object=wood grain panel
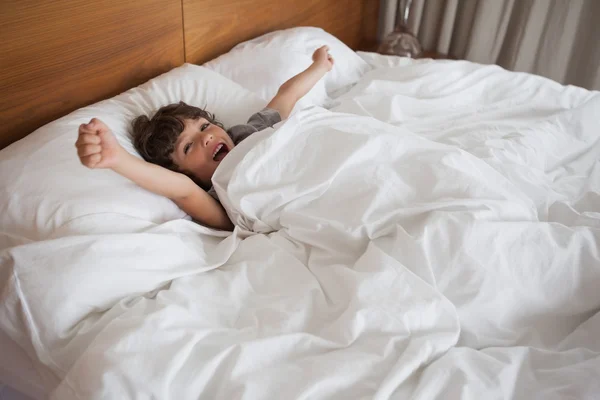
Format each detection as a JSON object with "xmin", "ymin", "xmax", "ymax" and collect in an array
[
  {"xmin": 359, "ymin": 0, "xmax": 381, "ymax": 51},
  {"xmin": 0, "ymin": 0, "xmax": 185, "ymax": 149},
  {"xmin": 0, "ymin": 0, "xmax": 380, "ymax": 149},
  {"xmin": 183, "ymin": 0, "xmax": 380, "ymax": 65}
]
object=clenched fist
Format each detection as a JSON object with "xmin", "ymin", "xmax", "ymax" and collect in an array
[
  {"xmin": 75, "ymin": 118, "xmax": 122, "ymax": 169},
  {"xmin": 312, "ymin": 45, "xmax": 335, "ymax": 72}
]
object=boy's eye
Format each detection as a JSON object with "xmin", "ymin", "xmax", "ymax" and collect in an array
[
  {"xmin": 200, "ymin": 123, "xmax": 210, "ymax": 131},
  {"xmin": 184, "ymin": 142, "xmax": 192, "ymax": 155}
]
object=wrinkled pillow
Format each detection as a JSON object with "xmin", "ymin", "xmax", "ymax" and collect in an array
[
  {"xmin": 0, "ymin": 64, "xmax": 266, "ymax": 247},
  {"xmin": 204, "ymin": 27, "xmax": 371, "ymax": 113}
]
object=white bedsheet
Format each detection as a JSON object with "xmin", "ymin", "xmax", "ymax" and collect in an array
[
  {"xmin": 1, "ymin": 60, "xmax": 599, "ymax": 399},
  {"xmin": 0, "ymin": 330, "xmax": 45, "ymax": 400}
]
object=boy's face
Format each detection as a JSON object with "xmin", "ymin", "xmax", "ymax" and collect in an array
[{"xmin": 172, "ymin": 118, "xmax": 234, "ymax": 188}]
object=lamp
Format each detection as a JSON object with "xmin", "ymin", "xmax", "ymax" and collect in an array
[{"xmin": 378, "ymin": 0, "xmax": 422, "ymax": 58}]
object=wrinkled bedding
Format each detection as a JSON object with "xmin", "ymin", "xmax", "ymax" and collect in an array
[{"xmin": 2, "ymin": 60, "xmax": 600, "ymax": 399}]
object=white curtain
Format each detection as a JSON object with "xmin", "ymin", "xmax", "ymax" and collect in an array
[{"xmin": 378, "ymin": 0, "xmax": 600, "ymax": 90}]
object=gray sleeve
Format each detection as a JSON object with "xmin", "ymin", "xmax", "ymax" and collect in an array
[
  {"xmin": 246, "ymin": 107, "xmax": 282, "ymax": 131},
  {"xmin": 207, "ymin": 186, "xmax": 219, "ymax": 201},
  {"xmin": 227, "ymin": 108, "xmax": 282, "ymax": 145}
]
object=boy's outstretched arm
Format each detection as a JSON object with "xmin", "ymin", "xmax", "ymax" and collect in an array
[
  {"xmin": 267, "ymin": 45, "xmax": 334, "ymax": 119},
  {"xmin": 75, "ymin": 118, "xmax": 234, "ymax": 231}
]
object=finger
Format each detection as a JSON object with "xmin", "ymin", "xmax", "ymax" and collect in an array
[
  {"xmin": 88, "ymin": 118, "xmax": 106, "ymax": 132},
  {"xmin": 75, "ymin": 135, "xmax": 91, "ymax": 148},
  {"xmin": 75, "ymin": 134, "xmax": 86, "ymax": 147},
  {"xmin": 82, "ymin": 133, "xmax": 101, "ymax": 144},
  {"xmin": 79, "ymin": 124, "xmax": 90, "ymax": 134},
  {"xmin": 76, "ymin": 133, "xmax": 101, "ymax": 146},
  {"xmin": 81, "ymin": 118, "xmax": 100, "ymax": 133},
  {"xmin": 81, "ymin": 153, "xmax": 101, "ymax": 168},
  {"xmin": 79, "ymin": 123, "xmax": 96, "ymax": 136},
  {"xmin": 77, "ymin": 144, "xmax": 102, "ymax": 157}
]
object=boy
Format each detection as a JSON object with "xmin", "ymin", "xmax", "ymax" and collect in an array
[{"xmin": 76, "ymin": 46, "xmax": 334, "ymax": 231}]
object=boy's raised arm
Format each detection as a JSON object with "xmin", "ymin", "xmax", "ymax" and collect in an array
[
  {"xmin": 76, "ymin": 118, "xmax": 233, "ymax": 231},
  {"xmin": 266, "ymin": 45, "xmax": 334, "ymax": 120}
]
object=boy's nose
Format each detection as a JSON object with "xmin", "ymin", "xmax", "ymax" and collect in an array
[{"xmin": 202, "ymin": 133, "xmax": 213, "ymax": 147}]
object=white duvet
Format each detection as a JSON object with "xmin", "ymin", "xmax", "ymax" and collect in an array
[{"xmin": 2, "ymin": 60, "xmax": 600, "ymax": 399}]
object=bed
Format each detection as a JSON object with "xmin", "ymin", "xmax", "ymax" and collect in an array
[{"xmin": 1, "ymin": 1, "xmax": 599, "ymax": 399}]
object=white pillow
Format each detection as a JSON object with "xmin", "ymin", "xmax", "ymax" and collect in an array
[
  {"xmin": 204, "ymin": 27, "xmax": 371, "ymax": 112},
  {"xmin": 0, "ymin": 64, "xmax": 266, "ymax": 246}
]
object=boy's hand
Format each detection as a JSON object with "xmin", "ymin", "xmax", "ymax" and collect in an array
[
  {"xmin": 266, "ymin": 45, "xmax": 335, "ymax": 119},
  {"xmin": 76, "ymin": 118, "xmax": 122, "ymax": 169},
  {"xmin": 312, "ymin": 45, "xmax": 334, "ymax": 72}
]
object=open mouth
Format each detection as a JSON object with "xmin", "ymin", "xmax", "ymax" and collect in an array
[{"xmin": 212, "ymin": 143, "xmax": 229, "ymax": 162}]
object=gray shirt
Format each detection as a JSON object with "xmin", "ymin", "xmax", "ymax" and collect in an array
[
  {"xmin": 227, "ymin": 107, "xmax": 282, "ymax": 145},
  {"xmin": 207, "ymin": 108, "xmax": 281, "ymax": 200}
]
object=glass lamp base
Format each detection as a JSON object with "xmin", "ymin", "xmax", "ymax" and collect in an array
[{"xmin": 378, "ymin": 29, "xmax": 423, "ymax": 58}]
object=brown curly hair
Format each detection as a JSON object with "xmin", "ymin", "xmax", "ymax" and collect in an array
[{"xmin": 131, "ymin": 102, "xmax": 224, "ymax": 171}]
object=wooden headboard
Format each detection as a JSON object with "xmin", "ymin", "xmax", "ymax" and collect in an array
[
  {"xmin": 183, "ymin": 0, "xmax": 380, "ymax": 65},
  {"xmin": 0, "ymin": 0, "xmax": 379, "ymax": 150}
]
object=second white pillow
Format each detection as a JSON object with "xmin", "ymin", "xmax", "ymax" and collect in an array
[{"xmin": 204, "ymin": 27, "xmax": 371, "ymax": 113}]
